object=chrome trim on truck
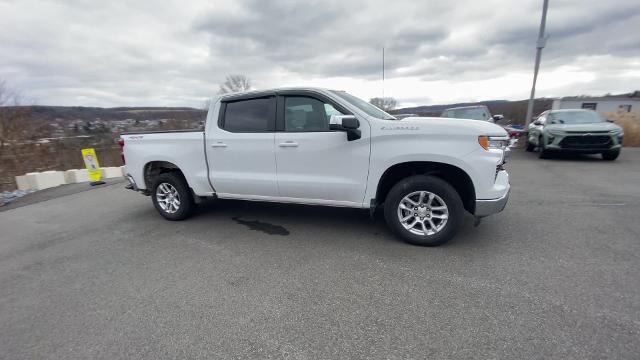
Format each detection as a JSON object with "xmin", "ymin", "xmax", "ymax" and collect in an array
[{"xmin": 475, "ymin": 187, "xmax": 510, "ymax": 217}]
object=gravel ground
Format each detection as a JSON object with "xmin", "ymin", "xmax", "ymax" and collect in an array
[{"xmin": 0, "ymin": 149, "xmax": 639, "ymax": 359}]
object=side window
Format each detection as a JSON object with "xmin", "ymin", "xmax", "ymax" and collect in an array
[
  {"xmin": 284, "ymin": 96, "xmax": 343, "ymax": 132},
  {"xmin": 222, "ymin": 97, "xmax": 273, "ymax": 132}
]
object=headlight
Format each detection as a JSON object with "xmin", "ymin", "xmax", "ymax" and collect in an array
[
  {"xmin": 548, "ymin": 129, "xmax": 564, "ymax": 135},
  {"xmin": 478, "ymin": 136, "xmax": 509, "ymax": 150},
  {"xmin": 610, "ymin": 129, "xmax": 624, "ymax": 136}
]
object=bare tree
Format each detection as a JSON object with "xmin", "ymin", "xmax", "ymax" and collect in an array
[
  {"xmin": 0, "ymin": 80, "xmax": 26, "ymax": 152},
  {"xmin": 0, "ymin": 81, "xmax": 31, "ymax": 188},
  {"xmin": 0, "ymin": 80, "xmax": 50, "ymax": 173},
  {"xmin": 369, "ymin": 97, "xmax": 398, "ymax": 111},
  {"xmin": 218, "ymin": 75, "xmax": 252, "ymax": 94}
]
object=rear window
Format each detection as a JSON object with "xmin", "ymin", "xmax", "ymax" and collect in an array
[{"xmin": 222, "ymin": 97, "xmax": 273, "ymax": 132}]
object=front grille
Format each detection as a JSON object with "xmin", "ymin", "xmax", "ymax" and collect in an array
[{"xmin": 559, "ymin": 135, "xmax": 611, "ymax": 149}]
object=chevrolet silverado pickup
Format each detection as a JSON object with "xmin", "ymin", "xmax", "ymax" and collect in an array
[{"xmin": 120, "ymin": 88, "xmax": 510, "ymax": 246}]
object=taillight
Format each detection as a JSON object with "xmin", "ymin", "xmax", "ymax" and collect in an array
[{"xmin": 118, "ymin": 138, "xmax": 125, "ymax": 164}]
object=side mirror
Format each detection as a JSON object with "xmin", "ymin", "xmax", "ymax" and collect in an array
[
  {"xmin": 606, "ymin": 119, "xmax": 614, "ymax": 123},
  {"xmin": 330, "ymin": 115, "xmax": 361, "ymax": 141},
  {"xmin": 533, "ymin": 120, "xmax": 542, "ymax": 126},
  {"xmin": 492, "ymin": 114, "xmax": 504, "ymax": 122}
]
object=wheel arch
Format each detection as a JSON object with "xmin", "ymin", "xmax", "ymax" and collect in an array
[
  {"xmin": 143, "ymin": 161, "xmax": 188, "ymax": 190},
  {"xmin": 375, "ymin": 161, "xmax": 476, "ymax": 214}
]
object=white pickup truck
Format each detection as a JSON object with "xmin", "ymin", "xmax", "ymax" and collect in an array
[{"xmin": 121, "ymin": 88, "xmax": 510, "ymax": 246}]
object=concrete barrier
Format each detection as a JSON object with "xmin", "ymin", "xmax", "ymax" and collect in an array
[
  {"xmin": 14, "ymin": 166, "xmax": 124, "ymax": 191},
  {"xmin": 15, "ymin": 175, "xmax": 31, "ymax": 190},
  {"xmin": 64, "ymin": 169, "xmax": 91, "ymax": 183},
  {"xmin": 25, "ymin": 171, "xmax": 65, "ymax": 190},
  {"xmin": 101, "ymin": 167, "xmax": 124, "ymax": 179}
]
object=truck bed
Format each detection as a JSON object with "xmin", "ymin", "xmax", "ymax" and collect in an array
[
  {"xmin": 120, "ymin": 129, "xmax": 203, "ymax": 135},
  {"xmin": 121, "ymin": 130, "xmax": 213, "ymax": 195}
]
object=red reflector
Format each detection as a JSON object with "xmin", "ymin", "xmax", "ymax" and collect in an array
[{"xmin": 118, "ymin": 138, "xmax": 125, "ymax": 164}]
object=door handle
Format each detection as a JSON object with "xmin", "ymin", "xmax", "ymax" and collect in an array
[
  {"xmin": 211, "ymin": 142, "xmax": 227, "ymax": 148},
  {"xmin": 278, "ymin": 141, "xmax": 298, "ymax": 148}
]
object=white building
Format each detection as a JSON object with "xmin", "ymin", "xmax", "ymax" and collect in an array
[{"xmin": 552, "ymin": 91, "xmax": 640, "ymax": 114}]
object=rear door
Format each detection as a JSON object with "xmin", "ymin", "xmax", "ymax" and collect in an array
[
  {"xmin": 206, "ymin": 95, "xmax": 278, "ymax": 197},
  {"xmin": 274, "ymin": 91, "xmax": 370, "ymax": 206}
]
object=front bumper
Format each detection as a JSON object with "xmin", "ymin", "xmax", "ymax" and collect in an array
[
  {"xmin": 545, "ymin": 144, "xmax": 622, "ymax": 153},
  {"xmin": 475, "ymin": 186, "xmax": 510, "ymax": 217},
  {"xmin": 544, "ymin": 133, "xmax": 622, "ymax": 153}
]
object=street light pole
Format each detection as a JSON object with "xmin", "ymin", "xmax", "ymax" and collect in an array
[{"xmin": 524, "ymin": 0, "xmax": 549, "ymax": 128}]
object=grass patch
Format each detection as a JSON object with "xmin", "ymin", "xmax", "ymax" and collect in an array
[{"xmin": 604, "ymin": 111, "xmax": 640, "ymax": 147}]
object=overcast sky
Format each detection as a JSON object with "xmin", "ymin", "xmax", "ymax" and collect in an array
[{"xmin": 1, "ymin": 0, "xmax": 639, "ymax": 108}]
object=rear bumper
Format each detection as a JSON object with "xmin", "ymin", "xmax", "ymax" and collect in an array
[
  {"xmin": 124, "ymin": 173, "xmax": 139, "ymax": 191},
  {"xmin": 475, "ymin": 185, "xmax": 510, "ymax": 217}
]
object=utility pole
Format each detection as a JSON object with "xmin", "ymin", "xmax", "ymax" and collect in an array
[{"xmin": 525, "ymin": 0, "xmax": 549, "ymax": 128}]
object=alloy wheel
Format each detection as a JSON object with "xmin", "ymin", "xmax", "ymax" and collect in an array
[
  {"xmin": 397, "ymin": 191, "xmax": 449, "ymax": 236},
  {"xmin": 155, "ymin": 182, "xmax": 181, "ymax": 214}
]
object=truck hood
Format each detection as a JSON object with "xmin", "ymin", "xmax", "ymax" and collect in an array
[
  {"xmin": 394, "ymin": 117, "xmax": 508, "ymax": 136},
  {"xmin": 545, "ymin": 122, "xmax": 622, "ymax": 132}
]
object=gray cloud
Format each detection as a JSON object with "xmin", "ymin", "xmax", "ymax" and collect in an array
[{"xmin": 0, "ymin": 0, "xmax": 638, "ymax": 107}]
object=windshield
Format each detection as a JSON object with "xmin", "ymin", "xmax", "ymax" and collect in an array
[
  {"xmin": 331, "ymin": 91, "xmax": 397, "ymax": 120},
  {"xmin": 442, "ymin": 107, "xmax": 490, "ymax": 121},
  {"xmin": 548, "ymin": 111, "xmax": 605, "ymax": 124}
]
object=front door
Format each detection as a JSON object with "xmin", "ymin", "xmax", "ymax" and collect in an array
[{"xmin": 274, "ymin": 93, "xmax": 370, "ymax": 206}]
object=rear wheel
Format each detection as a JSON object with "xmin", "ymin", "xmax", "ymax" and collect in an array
[
  {"xmin": 151, "ymin": 172, "xmax": 194, "ymax": 220},
  {"xmin": 602, "ymin": 149, "xmax": 620, "ymax": 161},
  {"xmin": 384, "ymin": 175, "xmax": 464, "ymax": 246}
]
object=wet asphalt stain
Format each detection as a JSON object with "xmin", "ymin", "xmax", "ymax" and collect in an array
[{"xmin": 232, "ymin": 217, "xmax": 290, "ymax": 236}]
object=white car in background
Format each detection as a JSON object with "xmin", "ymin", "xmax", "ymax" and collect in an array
[
  {"xmin": 441, "ymin": 105, "xmax": 524, "ymax": 146},
  {"xmin": 441, "ymin": 105, "xmax": 504, "ymax": 123}
]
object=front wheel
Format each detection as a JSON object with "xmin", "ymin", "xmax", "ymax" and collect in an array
[
  {"xmin": 602, "ymin": 149, "xmax": 620, "ymax": 161},
  {"xmin": 151, "ymin": 172, "xmax": 195, "ymax": 220},
  {"xmin": 538, "ymin": 136, "xmax": 550, "ymax": 159},
  {"xmin": 525, "ymin": 138, "xmax": 535, "ymax": 152},
  {"xmin": 384, "ymin": 175, "xmax": 464, "ymax": 246}
]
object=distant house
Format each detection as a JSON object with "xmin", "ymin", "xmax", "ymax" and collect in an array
[{"xmin": 552, "ymin": 91, "xmax": 640, "ymax": 114}]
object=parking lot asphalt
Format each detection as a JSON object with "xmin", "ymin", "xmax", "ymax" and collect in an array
[{"xmin": 1, "ymin": 148, "xmax": 639, "ymax": 359}]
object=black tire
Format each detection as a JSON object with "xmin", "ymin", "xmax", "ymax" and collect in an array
[
  {"xmin": 525, "ymin": 138, "xmax": 535, "ymax": 152},
  {"xmin": 384, "ymin": 175, "xmax": 464, "ymax": 246},
  {"xmin": 601, "ymin": 149, "xmax": 620, "ymax": 161},
  {"xmin": 537, "ymin": 136, "xmax": 549, "ymax": 159},
  {"xmin": 151, "ymin": 172, "xmax": 195, "ymax": 220}
]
